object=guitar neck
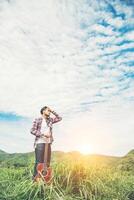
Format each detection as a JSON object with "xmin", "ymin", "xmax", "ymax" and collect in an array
[{"xmin": 44, "ymin": 143, "xmax": 49, "ymax": 170}]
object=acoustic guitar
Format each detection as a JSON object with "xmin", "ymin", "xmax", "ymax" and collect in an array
[{"xmin": 34, "ymin": 142, "xmax": 53, "ymax": 183}]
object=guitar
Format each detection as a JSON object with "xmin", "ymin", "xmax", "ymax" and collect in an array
[{"xmin": 34, "ymin": 142, "xmax": 53, "ymax": 183}]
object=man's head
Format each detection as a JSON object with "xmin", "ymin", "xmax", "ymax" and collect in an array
[{"xmin": 40, "ymin": 106, "xmax": 51, "ymax": 118}]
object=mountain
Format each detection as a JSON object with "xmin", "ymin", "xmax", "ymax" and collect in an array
[
  {"xmin": 117, "ymin": 149, "xmax": 134, "ymax": 172},
  {"xmin": 0, "ymin": 149, "xmax": 7, "ymax": 154},
  {"xmin": 0, "ymin": 149, "xmax": 118, "ymax": 168},
  {"xmin": 0, "ymin": 149, "xmax": 34, "ymax": 168},
  {"xmin": 0, "ymin": 149, "xmax": 133, "ymax": 171}
]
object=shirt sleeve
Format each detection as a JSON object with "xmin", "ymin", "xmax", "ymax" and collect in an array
[
  {"xmin": 30, "ymin": 118, "xmax": 44, "ymax": 137},
  {"xmin": 51, "ymin": 110, "xmax": 62, "ymax": 124}
]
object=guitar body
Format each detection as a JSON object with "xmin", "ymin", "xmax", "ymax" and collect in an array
[{"xmin": 35, "ymin": 163, "xmax": 52, "ymax": 183}]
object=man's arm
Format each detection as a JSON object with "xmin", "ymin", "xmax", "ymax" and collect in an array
[
  {"xmin": 30, "ymin": 118, "xmax": 44, "ymax": 137},
  {"xmin": 51, "ymin": 110, "xmax": 62, "ymax": 124}
]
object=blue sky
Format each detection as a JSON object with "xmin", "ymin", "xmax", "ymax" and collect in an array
[{"xmin": 0, "ymin": 0, "xmax": 134, "ymax": 156}]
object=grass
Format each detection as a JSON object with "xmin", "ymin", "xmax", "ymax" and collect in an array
[{"xmin": 0, "ymin": 156, "xmax": 134, "ymax": 200}]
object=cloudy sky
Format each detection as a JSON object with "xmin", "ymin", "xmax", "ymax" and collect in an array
[{"xmin": 0, "ymin": 0, "xmax": 134, "ymax": 156}]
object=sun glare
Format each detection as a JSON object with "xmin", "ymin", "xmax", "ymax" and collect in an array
[{"xmin": 78, "ymin": 144, "xmax": 94, "ymax": 155}]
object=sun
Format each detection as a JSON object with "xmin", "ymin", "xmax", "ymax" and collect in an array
[{"xmin": 78, "ymin": 144, "xmax": 94, "ymax": 155}]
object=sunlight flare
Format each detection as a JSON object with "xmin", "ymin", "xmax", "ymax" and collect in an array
[{"xmin": 77, "ymin": 144, "xmax": 94, "ymax": 155}]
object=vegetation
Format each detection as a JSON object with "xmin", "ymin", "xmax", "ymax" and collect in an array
[{"xmin": 0, "ymin": 149, "xmax": 134, "ymax": 200}]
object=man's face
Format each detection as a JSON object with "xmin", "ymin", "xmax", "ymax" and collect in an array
[{"xmin": 42, "ymin": 107, "xmax": 51, "ymax": 117}]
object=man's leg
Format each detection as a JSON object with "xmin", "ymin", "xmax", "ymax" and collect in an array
[{"xmin": 33, "ymin": 143, "xmax": 45, "ymax": 178}]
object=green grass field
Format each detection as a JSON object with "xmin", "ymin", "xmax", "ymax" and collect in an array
[{"xmin": 0, "ymin": 150, "xmax": 134, "ymax": 200}]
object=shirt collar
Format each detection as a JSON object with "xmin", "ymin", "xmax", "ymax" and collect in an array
[{"xmin": 41, "ymin": 116, "xmax": 50, "ymax": 121}]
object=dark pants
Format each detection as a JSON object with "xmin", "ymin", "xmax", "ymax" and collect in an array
[{"xmin": 33, "ymin": 143, "xmax": 51, "ymax": 177}]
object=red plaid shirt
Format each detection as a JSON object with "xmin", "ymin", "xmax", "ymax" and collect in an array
[{"xmin": 30, "ymin": 110, "xmax": 62, "ymax": 148}]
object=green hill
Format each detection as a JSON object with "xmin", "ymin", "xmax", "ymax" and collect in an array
[
  {"xmin": 0, "ymin": 149, "xmax": 119, "ymax": 168},
  {"xmin": 0, "ymin": 149, "xmax": 133, "ymax": 171},
  {"xmin": 0, "ymin": 149, "xmax": 7, "ymax": 154},
  {"xmin": 0, "ymin": 150, "xmax": 34, "ymax": 168},
  {"xmin": 117, "ymin": 149, "xmax": 134, "ymax": 172}
]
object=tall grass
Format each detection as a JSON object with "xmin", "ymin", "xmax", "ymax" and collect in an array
[{"xmin": 0, "ymin": 157, "xmax": 134, "ymax": 200}]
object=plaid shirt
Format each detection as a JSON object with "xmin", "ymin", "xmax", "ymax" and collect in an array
[{"xmin": 30, "ymin": 110, "xmax": 62, "ymax": 148}]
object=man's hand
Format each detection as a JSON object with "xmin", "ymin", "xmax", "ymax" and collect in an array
[
  {"xmin": 44, "ymin": 135, "xmax": 50, "ymax": 138},
  {"xmin": 40, "ymin": 133, "xmax": 50, "ymax": 138},
  {"xmin": 43, "ymin": 133, "xmax": 51, "ymax": 138}
]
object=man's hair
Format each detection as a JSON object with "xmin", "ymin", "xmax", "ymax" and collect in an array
[{"xmin": 40, "ymin": 106, "xmax": 48, "ymax": 114}]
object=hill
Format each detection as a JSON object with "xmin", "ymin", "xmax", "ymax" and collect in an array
[
  {"xmin": 117, "ymin": 149, "xmax": 134, "ymax": 172},
  {"xmin": 0, "ymin": 149, "xmax": 7, "ymax": 154},
  {"xmin": 0, "ymin": 149, "xmax": 133, "ymax": 171},
  {"xmin": 0, "ymin": 148, "xmax": 119, "ymax": 168}
]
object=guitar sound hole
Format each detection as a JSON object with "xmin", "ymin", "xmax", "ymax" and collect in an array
[{"xmin": 42, "ymin": 170, "xmax": 47, "ymax": 176}]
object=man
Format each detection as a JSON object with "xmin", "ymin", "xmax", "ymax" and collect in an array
[{"xmin": 30, "ymin": 106, "xmax": 62, "ymax": 180}]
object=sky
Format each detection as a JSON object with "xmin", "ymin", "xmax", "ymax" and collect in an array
[{"xmin": 0, "ymin": 0, "xmax": 134, "ymax": 156}]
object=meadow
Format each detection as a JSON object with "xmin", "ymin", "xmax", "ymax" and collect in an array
[{"xmin": 0, "ymin": 150, "xmax": 134, "ymax": 200}]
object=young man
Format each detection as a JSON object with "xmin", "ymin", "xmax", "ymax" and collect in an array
[{"xmin": 30, "ymin": 106, "xmax": 62, "ymax": 180}]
